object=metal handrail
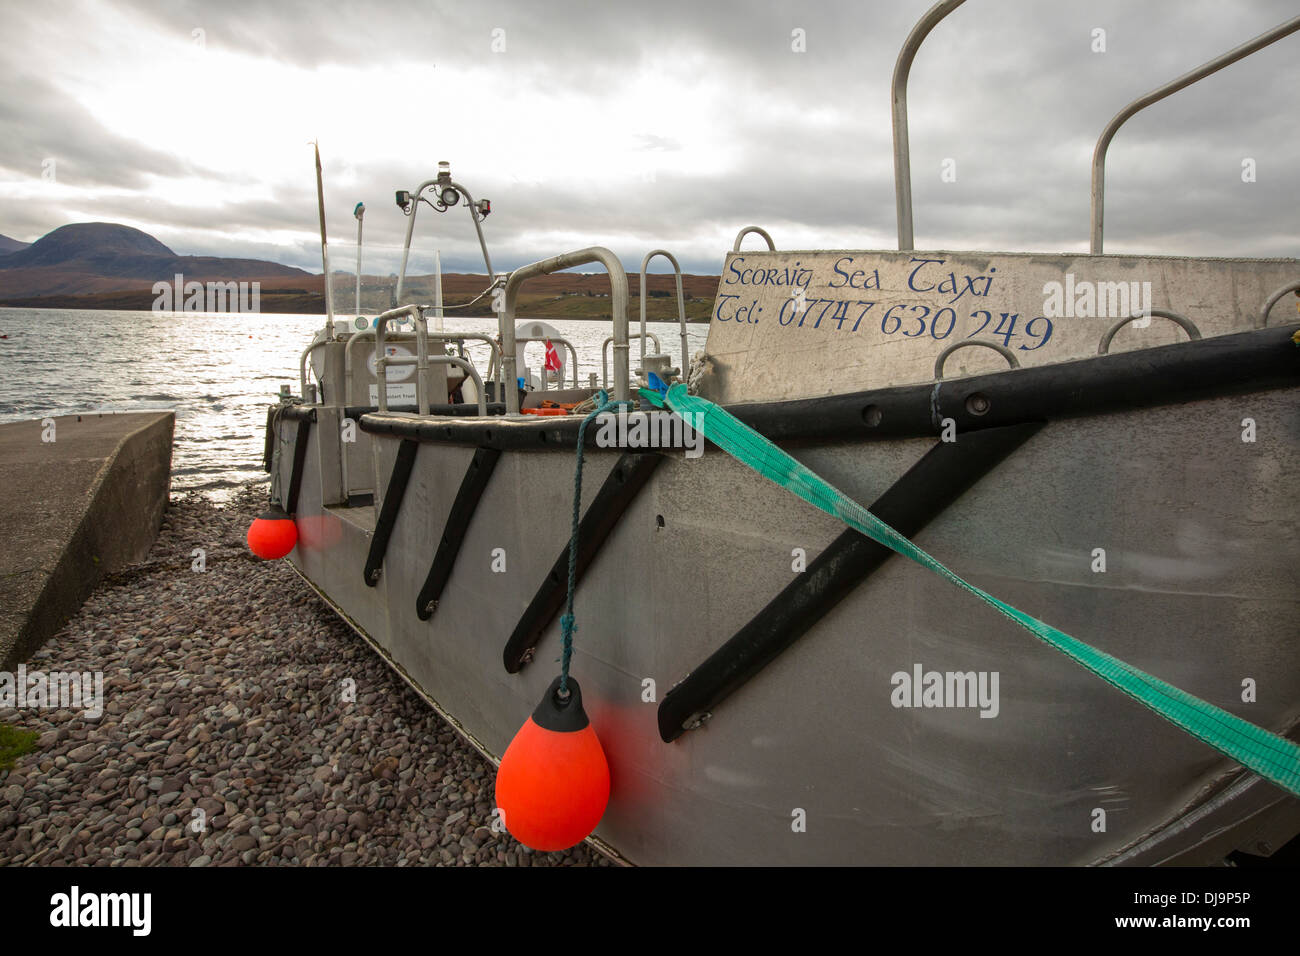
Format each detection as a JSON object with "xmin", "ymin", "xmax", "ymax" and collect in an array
[
  {"xmin": 514, "ymin": 336, "xmax": 580, "ymax": 390},
  {"xmin": 427, "ymin": 333, "xmax": 501, "ymax": 404},
  {"xmin": 1097, "ymin": 310, "xmax": 1202, "ymax": 354},
  {"xmin": 892, "ymin": 0, "xmax": 966, "ymax": 251},
  {"xmin": 379, "ymin": 354, "xmax": 487, "ymax": 415},
  {"xmin": 639, "ymin": 249, "xmax": 689, "ymax": 376},
  {"xmin": 1091, "ymin": 16, "xmax": 1300, "ymax": 254},
  {"xmin": 933, "ymin": 340, "xmax": 1019, "ymax": 380},
  {"xmin": 1258, "ymin": 279, "xmax": 1300, "ymax": 329},
  {"xmin": 732, "ymin": 226, "xmax": 776, "ymax": 252},
  {"xmin": 345, "ymin": 330, "xmax": 501, "ymax": 405},
  {"xmin": 299, "ymin": 340, "xmax": 329, "ymax": 402},
  {"xmin": 345, "ymin": 330, "xmax": 416, "ymax": 405},
  {"xmin": 603, "ymin": 332, "xmax": 661, "ymax": 387},
  {"xmin": 501, "ymin": 248, "xmax": 629, "ymax": 414},
  {"xmin": 374, "ymin": 305, "xmax": 427, "ymax": 414}
]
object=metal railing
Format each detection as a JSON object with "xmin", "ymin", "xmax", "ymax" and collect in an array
[
  {"xmin": 1258, "ymin": 280, "xmax": 1300, "ymax": 329},
  {"xmin": 639, "ymin": 249, "xmax": 689, "ymax": 379},
  {"xmin": 732, "ymin": 226, "xmax": 776, "ymax": 252},
  {"xmin": 513, "ymin": 336, "xmax": 580, "ymax": 390},
  {"xmin": 429, "ymin": 355, "xmax": 487, "ymax": 414},
  {"xmin": 299, "ymin": 340, "xmax": 328, "ymax": 402},
  {"xmin": 500, "ymin": 248, "xmax": 629, "ymax": 415},
  {"xmin": 603, "ymin": 332, "xmax": 661, "ymax": 388},
  {"xmin": 345, "ymin": 329, "xmax": 501, "ymax": 406},
  {"xmin": 345, "ymin": 330, "xmax": 417, "ymax": 405},
  {"xmin": 374, "ymin": 305, "xmax": 429, "ymax": 413},
  {"xmin": 892, "ymin": 0, "xmax": 966, "ymax": 251},
  {"xmin": 889, "ymin": 3, "xmax": 1299, "ymax": 255},
  {"xmin": 1097, "ymin": 310, "xmax": 1202, "ymax": 354},
  {"xmin": 1091, "ymin": 16, "xmax": 1300, "ymax": 253}
]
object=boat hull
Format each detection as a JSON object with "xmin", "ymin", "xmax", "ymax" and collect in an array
[{"xmin": 269, "ymin": 331, "xmax": 1300, "ymax": 865}]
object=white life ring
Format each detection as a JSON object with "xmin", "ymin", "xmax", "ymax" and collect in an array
[{"xmin": 516, "ymin": 320, "xmax": 565, "ymax": 387}]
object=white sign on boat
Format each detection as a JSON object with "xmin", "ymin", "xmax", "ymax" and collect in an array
[{"xmin": 700, "ymin": 250, "xmax": 1299, "ymax": 403}]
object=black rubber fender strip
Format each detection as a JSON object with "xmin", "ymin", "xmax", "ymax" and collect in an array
[
  {"xmin": 362, "ymin": 439, "xmax": 419, "ymax": 587},
  {"xmin": 343, "ymin": 402, "xmax": 506, "ymax": 420},
  {"xmin": 656, "ymin": 420, "xmax": 1045, "ymax": 742},
  {"xmin": 358, "ymin": 324, "xmax": 1299, "ymax": 448},
  {"xmin": 279, "ymin": 404, "xmax": 318, "ymax": 423},
  {"xmin": 503, "ymin": 452, "xmax": 664, "ymax": 673},
  {"xmin": 284, "ymin": 418, "xmax": 312, "ymax": 515},
  {"xmin": 416, "ymin": 446, "xmax": 503, "ymax": 620},
  {"xmin": 262, "ymin": 406, "xmax": 276, "ymax": 473}
]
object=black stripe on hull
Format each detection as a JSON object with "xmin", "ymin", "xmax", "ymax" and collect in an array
[
  {"xmin": 363, "ymin": 439, "xmax": 420, "ymax": 587},
  {"xmin": 285, "ymin": 418, "xmax": 311, "ymax": 515},
  {"xmin": 657, "ymin": 420, "xmax": 1045, "ymax": 742},
  {"xmin": 416, "ymin": 447, "xmax": 503, "ymax": 619},
  {"xmin": 503, "ymin": 452, "xmax": 663, "ymax": 673}
]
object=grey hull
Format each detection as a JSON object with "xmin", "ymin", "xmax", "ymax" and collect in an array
[{"xmin": 269, "ymin": 361, "xmax": 1300, "ymax": 865}]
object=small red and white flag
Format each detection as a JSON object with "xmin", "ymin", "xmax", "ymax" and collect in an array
[{"xmin": 544, "ymin": 338, "xmax": 562, "ymax": 373}]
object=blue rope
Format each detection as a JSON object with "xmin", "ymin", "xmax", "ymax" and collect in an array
[{"xmin": 559, "ymin": 390, "xmax": 633, "ymax": 696}]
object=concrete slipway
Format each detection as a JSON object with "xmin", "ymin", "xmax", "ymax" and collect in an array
[{"xmin": 0, "ymin": 412, "xmax": 173, "ymax": 669}]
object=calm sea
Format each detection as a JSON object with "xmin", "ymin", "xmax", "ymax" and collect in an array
[{"xmin": 0, "ymin": 308, "xmax": 708, "ymax": 498}]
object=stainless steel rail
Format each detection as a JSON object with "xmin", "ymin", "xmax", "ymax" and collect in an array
[
  {"xmin": 434, "ymin": 356, "xmax": 487, "ymax": 414},
  {"xmin": 639, "ymin": 249, "xmax": 689, "ymax": 376},
  {"xmin": 514, "ymin": 336, "xmax": 580, "ymax": 390},
  {"xmin": 375, "ymin": 354, "xmax": 488, "ymax": 415},
  {"xmin": 603, "ymin": 332, "xmax": 661, "ymax": 388},
  {"xmin": 1090, "ymin": 16, "xmax": 1300, "ymax": 253},
  {"xmin": 732, "ymin": 226, "xmax": 776, "ymax": 252},
  {"xmin": 345, "ymin": 331, "xmax": 417, "ymax": 405},
  {"xmin": 346, "ymin": 330, "xmax": 501, "ymax": 405},
  {"xmin": 299, "ymin": 340, "xmax": 328, "ymax": 401},
  {"xmin": 933, "ymin": 339, "xmax": 1018, "ymax": 380},
  {"xmin": 1257, "ymin": 279, "xmax": 1300, "ymax": 329},
  {"xmin": 374, "ymin": 305, "xmax": 427, "ymax": 414},
  {"xmin": 892, "ymin": 0, "xmax": 966, "ymax": 251},
  {"xmin": 501, "ymin": 248, "xmax": 629, "ymax": 414},
  {"xmin": 1097, "ymin": 310, "xmax": 1202, "ymax": 354}
]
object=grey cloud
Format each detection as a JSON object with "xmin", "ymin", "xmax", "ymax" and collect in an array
[{"xmin": 2, "ymin": 0, "xmax": 1296, "ymax": 272}]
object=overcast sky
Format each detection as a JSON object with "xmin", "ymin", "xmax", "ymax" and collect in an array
[{"xmin": 1, "ymin": 0, "xmax": 1297, "ymax": 275}]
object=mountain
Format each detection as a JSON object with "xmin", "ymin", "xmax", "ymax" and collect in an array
[
  {"xmin": 0, "ymin": 222, "xmax": 309, "ymax": 301},
  {"xmin": 2, "ymin": 222, "xmax": 174, "ymax": 268},
  {"xmin": 0, "ymin": 221, "xmax": 720, "ymax": 316},
  {"xmin": 0, "ymin": 234, "xmax": 30, "ymax": 256}
]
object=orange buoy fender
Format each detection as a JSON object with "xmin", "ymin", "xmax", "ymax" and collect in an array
[
  {"xmin": 495, "ymin": 676, "xmax": 610, "ymax": 851},
  {"xmin": 247, "ymin": 505, "xmax": 298, "ymax": 559}
]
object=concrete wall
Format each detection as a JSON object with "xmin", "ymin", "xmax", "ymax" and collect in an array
[{"xmin": 0, "ymin": 412, "xmax": 174, "ymax": 670}]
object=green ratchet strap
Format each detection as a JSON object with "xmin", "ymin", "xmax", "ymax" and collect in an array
[{"xmin": 640, "ymin": 383, "xmax": 1300, "ymax": 797}]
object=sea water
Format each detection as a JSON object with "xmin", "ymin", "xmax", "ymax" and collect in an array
[{"xmin": 0, "ymin": 308, "xmax": 707, "ymax": 498}]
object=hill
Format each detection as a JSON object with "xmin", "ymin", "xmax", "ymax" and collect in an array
[
  {"xmin": 0, "ymin": 270, "xmax": 720, "ymax": 320},
  {"xmin": 0, "ymin": 224, "xmax": 721, "ymax": 318},
  {"xmin": 0, "ymin": 222, "xmax": 309, "ymax": 300},
  {"xmin": 0, "ymin": 234, "xmax": 30, "ymax": 256}
]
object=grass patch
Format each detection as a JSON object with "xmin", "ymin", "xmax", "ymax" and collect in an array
[{"xmin": 0, "ymin": 723, "xmax": 39, "ymax": 771}]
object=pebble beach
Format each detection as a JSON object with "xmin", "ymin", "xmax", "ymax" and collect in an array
[{"xmin": 0, "ymin": 483, "xmax": 608, "ymax": 867}]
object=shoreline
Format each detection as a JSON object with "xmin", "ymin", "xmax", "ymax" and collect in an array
[{"xmin": 0, "ymin": 481, "xmax": 607, "ymax": 866}]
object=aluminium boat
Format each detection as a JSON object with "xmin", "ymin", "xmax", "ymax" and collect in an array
[{"xmin": 262, "ymin": 4, "xmax": 1300, "ymax": 865}]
